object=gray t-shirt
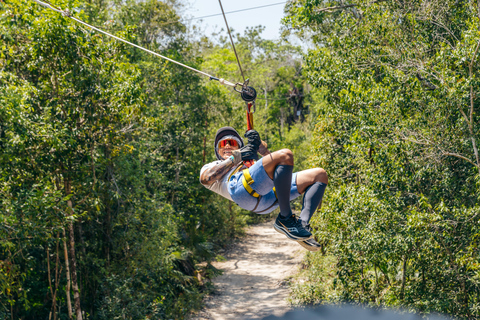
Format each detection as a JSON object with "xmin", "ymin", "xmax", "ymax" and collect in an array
[{"xmin": 200, "ymin": 161, "xmax": 244, "ymax": 201}]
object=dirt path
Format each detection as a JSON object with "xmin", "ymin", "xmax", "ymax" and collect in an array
[{"xmin": 192, "ymin": 220, "xmax": 304, "ymax": 320}]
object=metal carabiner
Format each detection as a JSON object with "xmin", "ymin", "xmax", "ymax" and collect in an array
[{"xmin": 245, "ymin": 100, "xmax": 256, "ymax": 114}]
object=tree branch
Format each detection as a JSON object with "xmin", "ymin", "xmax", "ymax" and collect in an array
[
  {"xmin": 429, "ymin": 19, "xmax": 459, "ymax": 42},
  {"xmin": 315, "ymin": 0, "xmax": 385, "ymax": 13},
  {"xmin": 316, "ymin": 4, "xmax": 357, "ymax": 13},
  {"xmin": 468, "ymin": 38, "xmax": 480, "ymax": 78},
  {"xmin": 442, "ymin": 152, "xmax": 479, "ymax": 168},
  {"xmin": 468, "ymin": 37, "xmax": 480, "ymax": 170},
  {"xmin": 458, "ymin": 106, "xmax": 470, "ymax": 125},
  {"xmin": 477, "ymin": 0, "xmax": 480, "ymax": 23}
]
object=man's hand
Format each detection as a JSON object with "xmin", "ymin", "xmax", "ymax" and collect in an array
[
  {"xmin": 244, "ymin": 130, "xmax": 261, "ymax": 149},
  {"xmin": 234, "ymin": 143, "xmax": 258, "ymax": 161},
  {"xmin": 231, "ymin": 149, "xmax": 242, "ymax": 164}
]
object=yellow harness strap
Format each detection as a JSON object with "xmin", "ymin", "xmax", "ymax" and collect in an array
[
  {"xmin": 240, "ymin": 168, "xmax": 278, "ymax": 199},
  {"xmin": 241, "ymin": 169, "xmax": 260, "ymax": 198},
  {"xmin": 228, "ymin": 163, "xmax": 244, "ymax": 181}
]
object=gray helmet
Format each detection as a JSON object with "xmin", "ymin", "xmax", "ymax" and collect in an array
[{"xmin": 214, "ymin": 127, "xmax": 244, "ymax": 160}]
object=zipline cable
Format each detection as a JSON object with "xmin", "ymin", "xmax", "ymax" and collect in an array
[
  {"xmin": 31, "ymin": 0, "xmax": 259, "ymax": 107},
  {"xmin": 216, "ymin": 0, "xmax": 256, "ymax": 104},
  {"xmin": 124, "ymin": 1, "xmax": 288, "ymax": 28},
  {"xmin": 193, "ymin": 1, "xmax": 287, "ymax": 21},
  {"xmin": 218, "ymin": 0, "xmax": 245, "ymax": 83},
  {"xmin": 216, "ymin": 0, "xmax": 257, "ymax": 168},
  {"xmin": 30, "ymin": 0, "xmax": 239, "ymax": 88}
]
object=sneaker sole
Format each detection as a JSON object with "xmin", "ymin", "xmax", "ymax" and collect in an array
[
  {"xmin": 297, "ymin": 240, "xmax": 322, "ymax": 252},
  {"xmin": 273, "ymin": 223, "xmax": 312, "ymax": 241}
]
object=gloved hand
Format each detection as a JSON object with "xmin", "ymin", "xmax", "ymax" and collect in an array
[
  {"xmin": 244, "ymin": 130, "xmax": 261, "ymax": 149},
  {"xmin": 232, "ymin": 143, "xmax": 259, "ymax": 162}
]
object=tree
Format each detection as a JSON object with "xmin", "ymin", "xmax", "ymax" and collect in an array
[
  {"xmin": 0, "ymin": 0, "xmax": 211, "ymax": 317},
  {"xmin": 285, "ymin": 0, "xmax": 480, "ymax": 317}
]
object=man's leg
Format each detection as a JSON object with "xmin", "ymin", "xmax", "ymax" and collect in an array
[
  {"xmin": 262, "ymin": 149, "xmax": 294, "ymax": 218},
  {"xmin": 294, "ymin": 168, "xmax": 328, "ymax": 251},
  {"xmin": 296, "ymin": 168, "xmax": 328, "ymax": 226},
  {"xmin": 262, "ymin": 149, "xmax": 312, "ymax": 241}
]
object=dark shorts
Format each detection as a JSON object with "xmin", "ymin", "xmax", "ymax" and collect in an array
[{"xmin": 228, "ymin": 158, "xmax": 301, "ymax": 214}]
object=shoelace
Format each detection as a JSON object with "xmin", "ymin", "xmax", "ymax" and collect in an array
[{"xmin": 291, "ymin": 214, "xmax": 307, "ymax": 231}]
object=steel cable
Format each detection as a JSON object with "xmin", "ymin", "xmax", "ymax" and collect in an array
[
  {"xmin": 30, "ymin": 0, "xmax": 238, "ymax": 87},
  {"xmin": 218, "ymin": 0, "xmax": 246, "ymax": 83}
]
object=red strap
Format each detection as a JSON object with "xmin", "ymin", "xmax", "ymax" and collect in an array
[
  {"xmin": 246, "ymin": 102, "xmax": 254, "ymax": 130},
  {"xmin": 244, "ymin": 102, "xmax": 255, "ymax": 167},
  {"xmin": 244, "ymin": 159, "xmax": 254, "ymax": 168}
]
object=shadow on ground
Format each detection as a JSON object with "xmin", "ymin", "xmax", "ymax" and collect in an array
[{"xmin": 257, "ymin": 304, "xmax": 451, "ymax": 320}]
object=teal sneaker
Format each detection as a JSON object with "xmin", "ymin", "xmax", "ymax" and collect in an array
[{"xmin": 273, "ymin": 213, "xmax": 312, "ymax": 241}]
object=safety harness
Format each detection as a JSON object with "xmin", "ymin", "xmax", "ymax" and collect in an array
[
  {"xmin": 242, "ymin": 169, "xmax": 259, "ymax": 197},
  {"xmin": 239, "ymin": 167, "xmax": 278, "ymax": 213}
]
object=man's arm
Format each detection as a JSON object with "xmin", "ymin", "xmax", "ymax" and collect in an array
[
  {"xmin": 201, "ymin": 136, "xmax": 263, "ymax": 186},
  {"xmin": 200, "ymin": 158, "xmax": 237, "ymax": 187},
  {"xmin": 258, "ymin": 141, "xmax": 270, "ymax": 157}
]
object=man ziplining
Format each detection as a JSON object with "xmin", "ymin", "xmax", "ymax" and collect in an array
[
  {"xmin": 32, "ymin": 0, "xmax": 328, "ymax": 252},
  {"xmin": 200, "ymin": 127, "xmax": 328, "ymax": 251},
  {"xmin": 32, "ymin": 0, "xmax": 327, "ymax": 254}
]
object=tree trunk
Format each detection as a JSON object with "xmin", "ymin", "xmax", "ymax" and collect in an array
[
  {"xmin": 202, "ymin": 131, "xmax": 207, "ymax": 164},
  {"xmin": 63, "ymin": 229, "xmax": 73, "ymax": 320},
  {"xmin": 50, "ymin": 234, "xmax": 61, "ymax": 320},
  {"xmin": 77, "ymin": 223, "xmax": 86, "ymax": 296},
  {"xmin": 47, "ymin": 247, "xmax": 55, "ymax": 319},
  {"xmin": 468, "ymin": 39, "xmax": 480, "ymax": 174},
  {"xmin": 279, "ymin": 108, "xmax": 284, "ymax": 141},
  {"xmin": 171, "ymin": 145, "xmax": 180, "ymax": 204},
  {"xmin": 105, "ymin": 204, "xmax": 111, "ymax": 266},
  {"xmin": 229, "ymin": 201, "xmax": 234, "ymax": 237},
  {"xmin": 203, "ymin": 106, "xmax": 208, "ymax": 164},
  {"xmin": 264, "ymin": 87, "xmax": 268, "ymax": 143},
  {"xmin": 64, "ymin": 178, "xmax": 83, "ymax": 320},
  {"xmin": 68, "ymin": 221, "xmax": 83, "ymax": 320},
  {"xmin": 56, "ymin": 175, "xmax": 73, "ymax": 319}
]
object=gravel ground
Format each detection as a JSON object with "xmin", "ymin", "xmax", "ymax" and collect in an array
[{"xmin": 191, "ymin": 220, "xmax": 305, "ymax": 320}]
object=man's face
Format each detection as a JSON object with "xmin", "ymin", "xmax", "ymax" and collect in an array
[{"xmin": 218, "ymin": 139, "xmax": 240, "ymax": 160}]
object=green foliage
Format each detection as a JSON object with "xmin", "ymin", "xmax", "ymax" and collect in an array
[
  {"xmin": 198, "ymin": 26, "xmax": 308, "ymax": 155},
  {"xmin": 289, "ymin": 254, "xmax": 338, "ymax": 305},
  {"xmin": 0, "ymin": 0, "xmax": 239, "ymax": 318},
  {"xmin": 285, "ymin": 0, "xmax": 480, "ymax": 318},
  {"xmin": 0, "ymin": 0, "xmax": 322, "ymax": 317}
]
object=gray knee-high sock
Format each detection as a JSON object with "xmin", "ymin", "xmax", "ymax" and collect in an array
[
  {"xmin": 274, "ymin": 165, "xmax": 294, "ymax": 218},
  {"xmin": 299, "ymin": 182, "xmax": 327, "ymax": 226}
]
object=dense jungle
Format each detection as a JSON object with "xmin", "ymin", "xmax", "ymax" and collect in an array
[{"xmin": 1, "ymin": 0, "xmax": 480, "ymax": 319}]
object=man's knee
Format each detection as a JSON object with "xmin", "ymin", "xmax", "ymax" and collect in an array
[
  {"xmin": 313, "ymin": 168, "xmax": 328, "ymax": 184},
  {"xmin": 275, "ymin": 149, "xmax": 294, "ymax": 165}
]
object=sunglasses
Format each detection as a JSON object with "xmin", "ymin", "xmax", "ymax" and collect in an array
[{"xmin": 219, "ymin": 139, "xmax": 239, "ymax": 148}]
